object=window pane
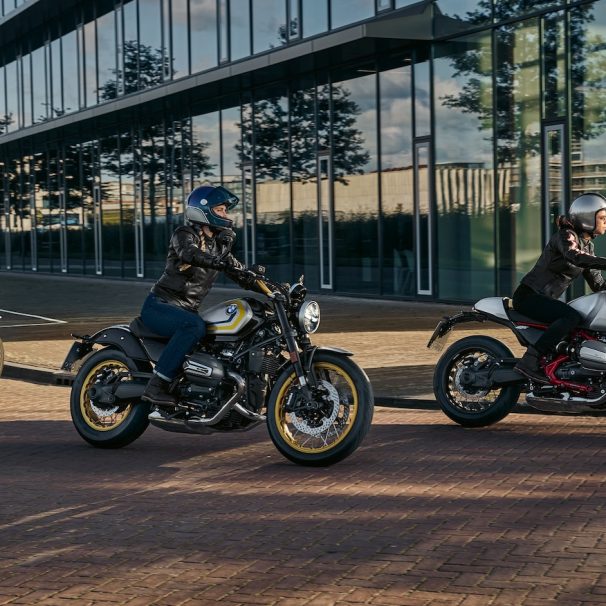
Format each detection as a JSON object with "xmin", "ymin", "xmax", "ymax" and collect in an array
[
  {"xmin": 332, "ymin": 72, "xmax": 378, "ymax": 294},
  {"xmin": 172, "ymin": 0, "xmax": 189, "ymax": 78},
  {"xmin": 139, "ymin": 0, "xmax": 163, "ymax": 89},
  {"xmin": 83, "ymin": 19, "xmax": 97, "ymax": 107},
  {"xmin": 331, "ymin": 0, "xmax": 373, "ymax": 29},
  {"xmin": 97, "ymin": 9, "xmax": 117, "ymax": 101},
  {"xmin": 0, "ymin": 66, "xmax": 6, "ymax": 134},
  {"xmin": 50, "ymin": 37, "xmax": 62, "ymax": 117},
  {"xmin": 32, "ymin": 45, "xmax": 47, "ymax": 123},
  {"xmin": 434, "ymin": 0, "xmax": 491, "ymax": 35},
  {"xmin": 252, "ymin": 0, "xmax": 287, "ymax": 54},
  {"xmin": 64, "ymin": 142, "xmax": 85, "ymax": 274},
  {"xmin": 62, "ymin": 29, "xmax": 79, "ymax": 113},
  {"xmin": 434, "ymin": 33, "xmax": 495, "ymax": 301},
  {"xmin": 302, "ymin": 0, "xmax": 327, "ymax": 37},
  {"xmin": 191, "ymin": 0, "xmax": 218, "ymax": 71},
  {"xmin": 21, "ymin": 53, "xmax": 32, "ymax": 127},
  {"xmin": 5, "ymin": 60, "xmax": 17, "ymax": 132},
  {"xmin": 495, "ymin": 0, "xmax": 564, "ymax": 22},
  {"xmin": 543, "ymin": 11, "xmax": 566, "ymax": 118},
  {"xmin": 100, "ymin": 135, "xmax": 123, "ymax": 276},
  {"xmin": 230, "ymin": 0, "xmax": 251, "ymax": 60},
  {"xmin": 414, "ymin": 57, "xmax": 430, "ymax": 138},
  {"xmin": 571, "ymin": 1, "xmax": 606, "ymax": 228},
  {"xmin": 254, "ymin": 87, "xmax": 291, "ymax": 282},
  {"xmin": 121, "ymin": 0, "xmax": 139, "ymax": 95},
  {"xmin": 380, "ymin": 60, "xmax": 414, "ymax": 296},
  {"xmin": 496, "ymin": 18, "xmax": 541, "ymax": 293},
  {"xmin": 191, "ymin": 111, "xmax": 220, "ymax": 186}
]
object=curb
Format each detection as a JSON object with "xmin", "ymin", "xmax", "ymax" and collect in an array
[{"xmin": 3, "ymin": 362, "xmax": 74, "ymax": 386}]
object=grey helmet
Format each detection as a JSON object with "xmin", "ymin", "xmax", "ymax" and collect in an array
[{"xmin": 568, "ymin": 192, "xmax": 606, "ymax": 234}]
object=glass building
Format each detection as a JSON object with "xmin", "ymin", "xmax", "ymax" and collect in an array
[{"xmin": 0, "ymin": 0, "xmax": 605, "ymax": 302}]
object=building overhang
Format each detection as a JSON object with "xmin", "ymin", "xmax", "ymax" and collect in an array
[{"xmin": 0, "ymin": 0, "xmax": 443, "ymax": 150}]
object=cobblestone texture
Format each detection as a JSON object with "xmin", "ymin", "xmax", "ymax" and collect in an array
[{"xmin": 2, "ymin": 379, "xmax": 606, "ymax": 605}]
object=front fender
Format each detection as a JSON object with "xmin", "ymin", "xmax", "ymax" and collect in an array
[{"xmin": 302, "ymin": 345, "xmax": 354, "ymax": 374}]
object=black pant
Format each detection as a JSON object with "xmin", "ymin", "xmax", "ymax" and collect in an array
[{"xmin": 512, "ymin": 284, "xmax": 582, "ymax": 354}]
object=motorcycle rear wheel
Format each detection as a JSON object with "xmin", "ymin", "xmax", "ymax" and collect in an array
[
  {"xmin": 70, "ymin": 348, "xmax": 150, "ymax": 448},
  {"xmin": 267, "ymin": 352, "xmax": 374, "ymax": 466},
  {"xmin": 434, "ymin": 336, "xmax": 521, "ymax": 427}
]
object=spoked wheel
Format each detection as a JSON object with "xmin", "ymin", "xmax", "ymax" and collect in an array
[
  {"xmin": 267, "ymin": 352, "xmax": 373, "ymax": 466},
  {"xmin": 434, "ymin": 336, "xmax": 521, "ymax": 427},
  {"xmin": 70, "ymin": 348, "xmax": 150, "ymax": 448}
]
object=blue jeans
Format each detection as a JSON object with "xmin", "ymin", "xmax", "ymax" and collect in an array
[{"xmin": 140, "ymin": 293, "xmax": 206, "ymax": 381}]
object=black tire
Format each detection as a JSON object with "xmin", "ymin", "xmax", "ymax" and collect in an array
[
  {"xmin": 267, "ymin": 352, "xmax": 374, "ymax": 466},
  {"xmin": 70, "ymin": 348, "xmax": 150, "ymax": 448},
  {"xmin": 434, "ymin": 336, "xmax": 521, "ymax": 427}
]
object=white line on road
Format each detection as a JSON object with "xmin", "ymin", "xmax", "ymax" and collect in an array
[{"xmin": 0, "ymin": 309, "xmax": 67, "ymax": 325}]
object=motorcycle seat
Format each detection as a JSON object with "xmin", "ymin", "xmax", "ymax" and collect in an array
[{"xmin": 128, "ymin": 317, "xmax": 170, "ymax": 342}]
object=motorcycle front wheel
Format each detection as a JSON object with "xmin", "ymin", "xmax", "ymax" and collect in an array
[
  {"xmin": 70, "ymin": 348, "xmax": 150, "ymax": 448},
  {"xmin": 267, "ymin": 351, "xmax": 374, "ymax": 466},
  {"xmin": 434, "ymin": 335, "xmax": 521, "ymax": 427}
]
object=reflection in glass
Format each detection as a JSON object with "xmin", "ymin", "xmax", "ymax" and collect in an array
[
  {"xmin": 302, "ymin": 0, "xmax": 327, "ymax": 38},
  {"xmin": 543, "ymin": 11, "xmax": 566, "ymax": 118},
  {"xmin": 5, "ymin": 61, "xmax": 17, "ymax": 132},
  {"xmin": 191, "ymin": 0, "xmax": 218, "ymax": 72},
  {"xmin": 99, "ymin": 135, "xmax": 122, "ymax": 276},
  {"xmin": 121, "ymin": 0, "xmax": 139, "ymax": 94},
  {"xmin": 50, "ymin": 37, "xmax": 63, "ymax": 117},
  {"xmin": 62, "ymin": 30, "xmax": 79, "ymax": 113},
  {"xmin": 97, "ymin": 9, "xmax": 117, "ymax": 100},
  {"xmin": 230, "ymin": 0, "xmax": 251, "ymax": 60},
  {"xmin": 434, "ymin": 33, "xmax": 495, "ymax": 300},
  {"xmin": 64, "ymin": 143, "xmax": 85, "ymax": 274},
  {"xmin": 414, "ymin": 58, "xmax": 430, "ymax": 138},
  {"xmin": 221, "ymin": 106, "xmax": 243, "ymax": 259},
  {"xmin": 291, "ymin": 77, "xmax": 319, "ymax": 289},
  {"xmin": 84, "ymin": 19, "xmax": 97, "ymax": 107},
  {"xmin": 21, "ymin": 53, "xmax": 32, "ymax": 127},
  {"xmin": 379, "ymin": 62, "xmax": 414, "ymax": 296},
  {"xmin": 172, "ymin": 0, "xmax": 189, "ymax": 77},
  {"xmin": 253, "ymin": 0, "xmax": 287, "ymax": 53},
  {"xmin": 331, "ymin": 0, "xmax": 373, "ymax": 29},
  {"xmin": 434, "ymin": 0, "xmax": 491, "ymax": 31},
  {"xmin": 570, "ymin": 2, "xmax": 606, "ymax": 264},
  {"xmin": 219, "ymin": 0, "xmax": 229, "ymax": 63},
  {"xmin": 332, "ymin": 73, "xmax": 378, "ymax": 294},
  {"xmin": 288, "ymin": 0, "xmax": 299, "ymax": 39},
  {"xmin": 239, "ymin": 97, "xmax": 255, "ymax": 266},
  {"xmin": 139, "ymin": 0, "xmax": 163, "ymax": 89},
  {"xmin": 0, "ymin": 66, "xmax": 6, "ymax": 135},
  {"xmin": 253, "ymin": 88, "xmax": 291, "ymax": 282},
  {"xmin": 32, "ymin": 46, "xmax": 47, "ymax": 123},
  {"xmin": 495, "ymin": 0, "xmax": 564, "ymax": 22},
  {"xmin": 496, "ymin": 18, "xmax": 541, "ymax": 293}
]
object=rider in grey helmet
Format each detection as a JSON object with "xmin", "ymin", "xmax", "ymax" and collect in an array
[
  {"xmin": 139, "ymin": 185, "xmax": 257, "ymax": 406},
  {"xmin": 513, "ymin": 192, "xmax": 606, "ymax": 383}
]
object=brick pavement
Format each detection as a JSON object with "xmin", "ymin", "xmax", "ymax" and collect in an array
[{"xmin": 3, "ymin": 378, "xmax": 606, "ymax": 605}]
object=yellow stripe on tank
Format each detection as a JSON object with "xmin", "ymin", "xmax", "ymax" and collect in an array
[{"xmin": 206, "ymin": 300, "xmax": 248, "ymax": 333}]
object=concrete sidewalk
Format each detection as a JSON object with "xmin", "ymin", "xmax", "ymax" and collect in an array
[{"xmin": 0, "ymin": 271, "xmax": 525, "ymax": 405}]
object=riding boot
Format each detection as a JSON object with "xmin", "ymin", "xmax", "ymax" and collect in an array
[
  {"xmin": 141, "ymin": 374, "xmax": 176, "ymax": 406},
  {"xmin": 514, "ymin": 346, "xmax": 549, "ymax": 384}
]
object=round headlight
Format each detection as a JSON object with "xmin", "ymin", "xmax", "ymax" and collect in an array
[{"xmin": 298, "ymin": 300, "xmax": 320, "ymax": 334}]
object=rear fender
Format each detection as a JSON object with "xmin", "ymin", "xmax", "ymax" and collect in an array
[{"xmin": 62, "ymin": 325, "xmax": 150, "ymax": 371}]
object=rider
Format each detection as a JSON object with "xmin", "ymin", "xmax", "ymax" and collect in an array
[
  {"xmin": 140, "ymin": 184, "xmax": 255, "ymax": 406},
  {"xmin": 513, "ymin": 192, "xmax": 606, "ymax": 383}
]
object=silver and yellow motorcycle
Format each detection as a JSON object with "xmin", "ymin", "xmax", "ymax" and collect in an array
[{"xmin": 63, "ymin": 268, "xmax": 373, "ymax": 466}]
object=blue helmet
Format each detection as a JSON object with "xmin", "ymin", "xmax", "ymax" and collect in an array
[{"xmin": 185, "ymin": 185, "xmax": 239, "ymax": 230}]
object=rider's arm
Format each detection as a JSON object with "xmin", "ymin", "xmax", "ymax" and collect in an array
[
  {"xmin": 583, "ymin": 268, "xmax": 606, "ymax": 292},
  {"xmin": 556, "ymin": 230, "xmax": 606, "ymax": 270},
  {"xmin": 172, "ymin": 229, "xmax": 225, "ymax": 270}
]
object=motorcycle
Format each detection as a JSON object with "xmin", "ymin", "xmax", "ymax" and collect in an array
[
  {"xmin": 428, "ymin": 292, "xmax": 606, "ymax": 427},
  {"xmin": 62, "ymin": 267, "xmax": 374, "ymax": 466}
]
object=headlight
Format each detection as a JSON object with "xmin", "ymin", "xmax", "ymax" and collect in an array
[{"xmin": 298, "ymin": 300, "xmax": 320, "ymax": 334}]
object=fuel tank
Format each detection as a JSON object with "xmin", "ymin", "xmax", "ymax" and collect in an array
[
  {"xmin": 201, "ymin": 299, "xmax": 254, "ymax": 336},
  {"xmin": 568, "ymin": 291, "xmax": 606, "ymax": 331}
]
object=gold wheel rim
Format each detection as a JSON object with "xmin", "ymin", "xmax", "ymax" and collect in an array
[
  {"xmin": 274, "ymin": 362, "xmax": 358, "ymax": 454},
  {"xmin": 79, "ymin": 359, "xmax": 133, "ymax": 432}
]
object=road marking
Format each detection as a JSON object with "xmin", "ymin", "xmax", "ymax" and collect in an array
[{"xmin": 0, "ymin": 308, "xmax": 67, "ymax": 327}]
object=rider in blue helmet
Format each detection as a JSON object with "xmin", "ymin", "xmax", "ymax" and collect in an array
[{"xmin": 139, "ymin": 184, "xmax": 257, "ymax": 406}]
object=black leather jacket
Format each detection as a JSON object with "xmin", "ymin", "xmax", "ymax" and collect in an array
[
  {"xmin": 520, "ymin": 228, "xmax": 606, "ymax": 299},
  {"xmin": 151, "ymin": 225, "xmax": 244, "ymax": 312}
]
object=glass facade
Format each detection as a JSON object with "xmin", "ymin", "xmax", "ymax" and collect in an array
[{"xmin": 1, "ymin": 0, "xmax": 605, "ymax": 304}]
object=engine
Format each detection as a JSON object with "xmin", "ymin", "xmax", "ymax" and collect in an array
[{"xmin": 578, "ymin": 340, "xmax": 606, "ymax": 371}]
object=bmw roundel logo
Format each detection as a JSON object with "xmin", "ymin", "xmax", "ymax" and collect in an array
[{"xmin": 226, "ymin": 304, "xmax": 237, "ymax": 314}]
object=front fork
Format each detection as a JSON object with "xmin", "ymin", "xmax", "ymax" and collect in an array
[{"xmin": 273, "ymin": 297, "xmax": 317, "ymax": 391}]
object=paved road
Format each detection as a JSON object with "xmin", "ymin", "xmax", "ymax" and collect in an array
[{"xmin": 3, "ymin": 378, "xmax": 606, "ymax": 605}]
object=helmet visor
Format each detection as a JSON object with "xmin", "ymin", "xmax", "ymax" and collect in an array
[{"xmin": 210, "ymin": 186, "xmax": 239, "ymax": 210}]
